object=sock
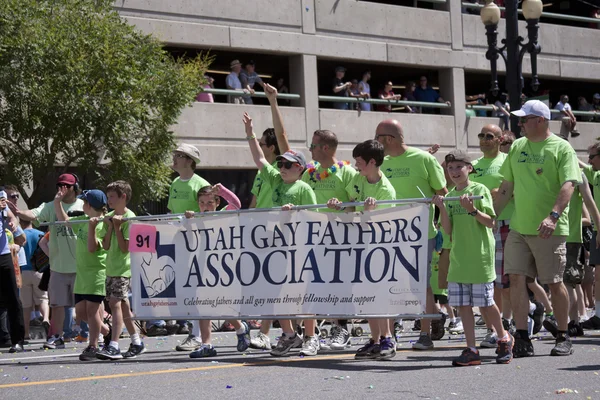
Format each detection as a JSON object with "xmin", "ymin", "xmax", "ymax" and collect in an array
[
  {"xmin": 500, "ymin": 333, "xmax": 509, "ymax": 341},
  {"xmin": 451, "ymin": 318, "xmax": 457, "ymax": 324},
  {"xmin": 529, "ymin": 302, "xmax": 536, "ymax": 314},
  {"xmin": 98, "ymin": 333, "xmax": 104, "ymax": 343},
  {"xmin": 517, "ymin": 329, "xmax": 530, "ymax": 341},
  {"xmin": 235, "ymin": 327, "xmax": 246, "ymax": 335},
  {"xmin": 191, "ymin": 321, "xmax": 201, "ymax": 338},
  {"xmin": 595, "ymin": 308, "xmax": 600, "ymax": 318},
  {"xmin": 468, "ymin": 346, "xmax": 478, "ymax": 353},
  {"xmin": 131, "ymin": 333, "xmax": 141, "ymax": 346},
  {"xmin": 109, "ymin": 340, "xmax": 119, "ymax": 350},
  {"xmin": 488, "ymin": 329, "xmax": 497, "ymax": 337}
]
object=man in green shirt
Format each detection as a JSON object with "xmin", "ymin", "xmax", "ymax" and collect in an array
[
  {"xmin": 374, "ymin": 119, "xmax": 448, "ymax": 351},
  {"xmin": 250, "ymin": 128, "xmax": 280, "ymax": 209},
  {"xmin": 495, "ymin": 100, "xmax": 581, "ymax": 358}
]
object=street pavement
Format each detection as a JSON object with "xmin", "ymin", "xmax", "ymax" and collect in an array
[{"xmin": 1, "ymin": 321, "xmax": 600, "ymax": 400}]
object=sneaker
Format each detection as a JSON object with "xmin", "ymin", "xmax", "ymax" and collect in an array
[
  {"xmin": 378, "ymin": 337, "xmax": 396, "ymax": 360},
  {"xmin": 299, "ymin": 335, "xmax": 320, "ymax": 356},
  {"xmin": 165, "ymin": 323, "xmax": 180, "ymax": 335},
  {"xmin": 452, "ymin": 348, "xmax": 481, "ymax": 366},
  {"xmin": 176, "ymin": 335, "xmax": 202, "ymax": 351},
  {"xmin": 412, "ymin": 334, "xmax": 434, "ymax": 350},
  {"xmin": 43, "ymin": 336, "xmax": 65, "ymax": 350},
  {"xmin": 480, "ymin": 330, "xmax": 498, "ymax": 348},
  {"xmin": 177, "ymin": 324, "xmax": 190, "ymax": 335},
  {"xmin": 529, "ymin": 301, "xmax": 545, "ymax": 334},
  {"xmin": 146, "ymin": 324, "xmax": 168, "ymax": 337},
  {"xmin": 393, "ymin": 321, "xmax": 403, "ymax": 336},
  {"xmin": 354, "ymin": 339, "xmax": 377, "ymax": 359},
  {"xmin": 79, "ymin": 346, "xmax": 99, "ymax": 361},
  {"xmin": 568, "ymin": 320, "xmax": 584, "ymax": 337},
  {"xmin": 249, "ymin": 332, "xmax": 272, "ymax": 350},
  {"xmin": 513, "ymin": 332, "xmax": 534, "ymax": 358},
  {"xmin": 8, "ymin": 342, "xmax": 24, "ymax": 353},
  {"xmin": 412, "ymin": 319, "xmax": 421, "ymax": 331},
  {"xmin": 190, "ymin": 344, "xmax": 217, "ymax": 358},
  {"xmin": 122, "ymin": 343, "xmax": 146, "ymax": 359},
  {"xmin": 330, "ymin": 327, "xmax": 351, "ymax": 350},
  {"xmin": 496, "ymin": 333, "xmax": 514, "ymax": 364},
  {"xmin": 431, "ymin": 314, "xmax": 447, "ymax": 340},
  {"xmin": 550, "ymin": 336, "xmax": 574, "ymax": 356},
  {"xmin": 74, "ymin": 334, "xmax": 88, "ymax": 343},
  {"xmin": 448, "ymin": 320, "xmax": 464, "ymax": 335},
  {"xmin": 96, "ymin": 345, "xmax": 123, "ymax": 360},
  {"xmin": 581, "ymin": 315, "xmax": 600, "ymax": 330},
  {"xmin": 236, "ymin": 322, "xmax": 250, "ymax": 352},
  {"xmin": 247, "ymin": 320, "xmax": 261, "ymax": 330},
  {"xmin": 571, "ymin": 130, "xmax": 580, "ymax": 138},
  {"xmin": 270, "ymin": 334, "xmax": 303, "ymax": 357},
  {"xmin": 543, "ymin": 315, "xmax": 558, "ymax": 338},
  {"xmin": 475, "ymin": 316, "xmax": 486, "ymax": 326}
]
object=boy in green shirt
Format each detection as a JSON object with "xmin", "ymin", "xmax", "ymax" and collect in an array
[
  {"xmin": 96, "ymin": 181, "xmax": 145, "ymax": 360},
  {"xmin": 433, "ymin": 149, "xmax": 513, "ymax": 367}
]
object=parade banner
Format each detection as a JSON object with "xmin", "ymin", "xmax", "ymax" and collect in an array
[{"xmin": 130, "ymin": 205, "xmax": 429, "ymax": 319}]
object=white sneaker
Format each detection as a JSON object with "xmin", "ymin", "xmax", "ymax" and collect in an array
[
  {"xmin": 330, "ymin": 327, "xmax": 351, "ymax": 350},
  {"xmin": 249, "ymin": 332, "xmax": 272, "ymax": 350},
  {"xmin": 176, "ymin": 335, "xmax": 202, "ymax": 351},
  {"xmin": 480, "ymin": 330, "xmax": 498, "ymax": 348},
  {"xmin": 299, "ymin": 335, "xmax": 320, "ymax": 356},
  {"xmin": 270, "ymin": 334, "xmax": 302, "ymax": 357},
  {"xmin": 448, "ymin": 320, "xmax": 464, "ymax": 334}
]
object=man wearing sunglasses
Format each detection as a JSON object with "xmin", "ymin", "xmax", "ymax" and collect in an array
[{"xmin": 495, "ymin": 100, "xmax": 581, "ymax": 358}]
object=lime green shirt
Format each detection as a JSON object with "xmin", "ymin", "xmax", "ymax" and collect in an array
[
  {"xmin": 32, "ymin": 199, "xmax": 84, "ymax": 274},
  {"xmin": 345, "ymin": 173, "xmax": 396, "ymax": 211},
  {"xmin": 251, "ymin": 161, "xmax": 278, "ymax": 209},
  {"xmin": 471, "ymin": 153, "xmax": 514, "ymax": 221},
  {"xmin": 168, "ymin": 174, "xmax": 211, "ymax": 214},
  {"xmin": 382, "ymin": 148, "xmax": 446, "ymax": 239},
  {"xmin": 301, "ymin": 161, "xmax": 358, "ymax": 212},
  {"xmin": 99, "ymin": 209, "xmax": 136, "ymax": 277},
  {"xmin": 583, "ymin": 165, "xmax": 600, "ymax": 232},
  {"xmin": 260, "ymin": 164, "xmax": 317, "ymax": 207},
  {"xmin": 500, "ymin": 134, "xmax": 581, "ymax": 236},
  {"xmin": 446, "ymin": 182, "xmax": 496, "ymax": 284},
  {"xmin": 567, "ymin": 185, "xmax": 583, "ymax": 244},
  {"xmin": 71, "ymin": 216, "xmax": 107, "ymax": 296}
]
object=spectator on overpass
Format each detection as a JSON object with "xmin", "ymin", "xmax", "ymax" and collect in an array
[
  {"xmin": 414, "ymin": 76, "xmax": 450, "ymax": 114},
  {"xmin": 226, "ymin": 59, "xmax": 244, "ymax": 104},
  {"xmin": 240, "ymin": 60, "xmax": 265, "ymax": 105},
  {"xmin": 332, "ymin": 66, "xmax": 351, "ymax": 110},
  {"xmin": 593, "ymin": 93, "xmax": 600, "ymax": 121},
  {"xmin": 377, "ymin": 81, "xmax": 400, "ymax": 112},
  {"xmin": 553, "ymin": 94, "xmax": 580, "ymax": 139},
  {"xmin": 577, "ymin": 96, "xmax": 594, "ymax": 122},
  {"xmin": 275, "ymin": 77, "xmax": 290, "ymax": 106},
  {"xmin": 196, "ymin": 75, "xmax": 214, "ymax": 103},
  {"xmin": 358, "ymin": 70, "xmax": 372, "ymax": 112},
  {"xmin": 403, "ymin": 81, "xmax": 418, "ymax": 113}
]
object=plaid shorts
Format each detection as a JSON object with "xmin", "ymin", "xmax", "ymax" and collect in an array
[
  {"xmin": 106, "ymin": 276, "xmax": 131, "ymax": 301},
  {"xmin": 494, "ymin": 222, "xmax": 510, "ymax": 288},
  {"xmin": 448, "ymin": 282, "xmax": 495, "ymax": 308}
]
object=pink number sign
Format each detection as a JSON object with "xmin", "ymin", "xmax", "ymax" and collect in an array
[{"xmin": 129, "ymin": 224, "xmax": 157, "ymax": 253}]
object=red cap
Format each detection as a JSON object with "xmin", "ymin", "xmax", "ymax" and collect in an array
[{"xmin": 57, "ymin": 174, "xmax": 77, "ymax": 185}]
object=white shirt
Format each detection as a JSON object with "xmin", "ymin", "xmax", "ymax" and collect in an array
[{"xmin": 554, "ymin": 101, "xmax": 571, "ymax": 120}]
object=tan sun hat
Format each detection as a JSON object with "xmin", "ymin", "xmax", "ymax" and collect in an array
[{"xmin": 174, "ymin": 143, "xmax": 201, "ymax": 163}]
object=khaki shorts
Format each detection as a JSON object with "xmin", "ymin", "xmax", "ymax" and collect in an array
[
  {"xmin": 106, "ymin": 276, "xmax": 130, "ymax": 301},
  {"xmin": 19, "ymin": 270, "xmax": 49, "ymax": 308},
  {"xmin": 48, "ymin": 271, "xmax": 76, "ymax": 307},
  {"xmin": 504, "ymin": 230, "xmax": 567, "ymax": 285}
]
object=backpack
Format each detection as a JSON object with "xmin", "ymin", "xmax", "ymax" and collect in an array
[{"xmin": 30, "ymin": 234, "xmax": 50, "ymax": 273}]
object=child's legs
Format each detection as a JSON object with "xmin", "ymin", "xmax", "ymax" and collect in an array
[
  {"xmin": 528, "ymin": 279, "xmax": 552, "ymax": 313},
  {"xmin": 85, "ymin": 301, "xmax": 103, "ymax": 348},
  {"xmin": 576, "ymin": 284, "xmax": 586, "ymax": 319},
  {"xmin": 303, "ymin": 319, "xmax": 316, "ymax": 337},
  {"xmin": 480, "ymin": 304, "xmax": 506, "ymax": 338},
  {"xmin": 501, "ymin": 288, "xmax": 512, "ymax": 320},
  {"xmin": 458, "ymin": 306, "xmax": 476, "ymax": 348},
  {"xmin": 107, "ymin": 277, "xmax": 131, "ymax": 342},
  {"xmin": 278, "ymin": 320, "xmax": 295, "ymax": 336},
  {"xmin": 259, "ymin": 320, "xmax": 271, "ymax": 335},
  {"xmin": 378, "ymin": 319, "xmax": 391, "ymax": 338},
  {"xmin": 200, "ymin": 320, "xmax": 212, "ymax": 345},
  {"xmin": 494, "ymin": 286, "xmax": 503, "ymax": 315},
  {"xmin": 75, "ymin": 301, "xmax": 88, "ymax": 325},
  {"xmin": 420, "ymin": 288, "xmax": 434, "ymax": 335},
  {"xmin": 120, "ymin": 298, "xmax": 137, "ymax": 335},
  {"xmin": 109, "ymin": 297, "xmax": 123, "ymax": 342},
  {"xmin": 367, "ymin": 320, "xmax": 380, "ymax": 341}
]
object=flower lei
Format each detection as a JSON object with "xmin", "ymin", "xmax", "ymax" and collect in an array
[{"xmin": 306, "ymin": 160, "xmax": 351, "ymax": 182}]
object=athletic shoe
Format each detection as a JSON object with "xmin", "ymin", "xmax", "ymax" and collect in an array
[
  {"xmin": 448, "ymin": 320, "xmax": 464, "ymax": 335},
  {"xmin": 96, "ymin": 345, "xmax": 123, "ymax": 360},
  {"xmin": 247, "ymin": 320, "xmax": 261, "ymax": 330},
  {"xmin": 236, "ymin": 321, "xmax": 250, "ymax": 352},
  {"xmin": 568, "ymin": 320, "xmax": 584, "ymax": 337},
  {"xmin": 431, "ymin": 313, "xmax": 447, "ymax": 340},
  {"xmin": 122, "ymin": 343, "xmax": 146, "ymax": 359},
  {"xmin": 79, "ymin": 346, "xmax": 99, "ymax": 361},
  {"xmin": 176, "ymin": 335, "xmax": 202, "ymax": 351},
  {"xmin": 452, "ymin": 348, "xmax": 481, "ymax": 366},
  {"xmin": 512, "ymin": 332, "xmax": 534, "ymax": 358},
  {"xmin": 530, "ymin": 301, "xmax": 545, "ymax": 334},
  {"xmin": 165, "ymin": 323, "xmax": 180, "ymax": 335},
  {"xmin": 177, "ymin": 323, "xmax": 190, "ymax": 335},
  {"xmin": 581, "ymin": 315, "xmax": 600, "ymax": 330},
  {"xmin": 378, "ymin": 337, "xmax": 396, "ymax": 360},
  {"xmin": 543, "ymin": 315, "xmax": 558, "ymax": 338},
  {"xmin": 480, "ymin": 330, "xmax": 498, "ymax": 348},
  {"xmin": 249, "ymin": 332, "xmax": 272, "ymax": 350},
  {"xmin": 412, "ymin": 319, "xmax": 421, "ymax": 331},
  {"xmin": 190, "ymin": 344, "xmax": 217, "ymax": 358},
  {"xmin": 8, "ymin": 342, "xmax": 24, "ymax": 353},
  {"xmin": 146, "ymin": 325, "xmax": 168, "ymax": 337},
  {"xmin": 330, "ymin": 327, "xmax": 351, "ymax": 350},
  {"xmin": 550, "ymin": 336, "xmax": 574, "ymax": 356},
  {"xmin": 270, "ymin": 334, "xmax": 303, "ymax": 357},
  {"xmin": 412, "ymin": 334, "xmax": 434, "ymax": 350},
  {"xmin": 299, "ymin": 335, "xmax": 320, "ymax": 356},
  {"xmin": 43, "ymin": 335, "xmax": 65, "ymax": 350},
  {"xmin": 354, "ymin": 339, "xmax": 376, "ymax": 359},
  {"xmin": 496, "ymin": 333, "xmax": 514, "ymax": 364},
  {"xmin": 394, "ymin": 321, "xmax": 403, "ymax": 336},
  {"xmin": 502, "ymin": 318, "xmax": 515, "ymax": 335},
  {"xmin": 475, "ymin": 316, "xmax": 486, "ymax": 326},
  {"xmin": 74, "ymin": 334, "xmax": 88, "ymax": 343}
]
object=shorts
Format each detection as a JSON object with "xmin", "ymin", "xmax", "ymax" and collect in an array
[
  {"xmin": 434, "ymin": 294, "xmax": 448, "ymax": 305},
  {"xmin": 563, "ymin": 243, "xmax": 584, "ymax": 285},
  {"xmin": 589, "ymin": 231, "xmax": 600, "ymax": 266},
  {"xmin": 504, "ymin": 230, "xmax": 566, "ymax": 285},
  {"xmin": 426, "ymin": 237, "xmax": 436, "ymax": 289},
  {"xmin": 448, "ymin": 282, "xmax": 495, "ymax": 308},
  {"xmin": 19, "ymin": 270, "xmax": 49, "ymax": 308},
  {"xmin": 74, "ymin": 294, "xmax": 105, "ymax": 304},
  {"xmin": 494, "ymin": 222, "xmax": 510, "ymax": 288},
  {"xmin": 48, "ymin": 271, "xmax": 76, "ymax": 307},
  {"xmin": 106, "ymin": 276, "xmax": 131, "ymax": 300}
]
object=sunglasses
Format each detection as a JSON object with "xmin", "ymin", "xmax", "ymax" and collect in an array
[
  {"xmin": 309, "ymin": 143, "xmax": 325, "ymax": 150},
  {"xmin": 56, "ymin": 183, "xmax": 73, "ymax": 189},
  {"xmin": 375, "ymin": 134, "xmax": 394, "ymax": 140},
  {"xmin": 519, "ymin": 116, "xmax": 538, "ymax": 124},
  {"xmin": 477, "ymin": 133, "xmax": 496, "ymax": 140},
  {"xmin": 277, "ymin": 160, "xmax": 298, "ymax": 169},
  {"xmin": 173, "ymin": 153, "xmax": 189, "ymax": 159}
]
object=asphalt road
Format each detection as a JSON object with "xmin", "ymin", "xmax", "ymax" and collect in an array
[{"xmin": 1, "ymin": 321, "xmax": 600, "ymax": 400}]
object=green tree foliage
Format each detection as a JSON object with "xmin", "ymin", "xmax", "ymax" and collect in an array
[{"xmin": 0, "ymin": 0, "xmax": 210, "ymax": 209}]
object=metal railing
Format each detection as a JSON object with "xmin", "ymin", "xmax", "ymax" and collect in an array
[
  {"xmin": 466, "ymin": 104, "xmax": 599, "ymax": 118},
  {"xmin": 461, "ymin": 2, "xmax": 600, "ymax": 25},
  {"xmin": 201, "ymin": 88, "xmax": 301, "ymax": 100},
  {"xmin": 319, "ymin": 95, "xmax": 451, "ymax": 109}
]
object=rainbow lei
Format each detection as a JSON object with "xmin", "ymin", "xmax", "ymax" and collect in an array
[{"xmin": 306, "ymin": 160, "xmax": 351, "ymax": 182}]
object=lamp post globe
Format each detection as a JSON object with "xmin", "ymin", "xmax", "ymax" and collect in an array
[
  {"xmin": 522, "ymin": 0, "xmax": 543, "ymax": 20},
  {"xmin": 481, "ymin": 0, "xmax": 501, "ymax": 26}
]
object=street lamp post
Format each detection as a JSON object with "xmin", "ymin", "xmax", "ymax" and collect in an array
[{"xmin": 481, "ymin": 0, "xmax": 543, "ymax": 137}]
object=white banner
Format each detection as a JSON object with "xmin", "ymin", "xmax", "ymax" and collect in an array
[{"xmin": 130, "ymin": 205, "xmax": 429, "ymax": 319}]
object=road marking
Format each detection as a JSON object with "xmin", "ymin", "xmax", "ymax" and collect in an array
[{"xmin": 0, "ymin": 353, "xmax": 80, "ymax": 361}]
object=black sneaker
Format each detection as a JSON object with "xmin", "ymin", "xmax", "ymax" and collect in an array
[
  {"xmin": 96, "ymin": 345, "xmax": 123, "ymax": 360},
  {"xmin": 431, "ymin": 313, "xmax": 447, "ymax": 341},
  {"xmin": 452, "ymin": 348, "xmax": 481, "ymax": 366},
  {"xmin": 79, "ymin": 346, "xmax": 99, "ymax": 361},
  {"xmin": 550, "ymin": 336, "xmax": 574, "ymax": 356},
  {"xmin": 165, "ymin": 323, "xmax": 180, "ymax": 335},
  {"xmin": 146, "ymin": 324, "xmax": 168, "ymax": 337},
  {"xmin": 412, "ymin": 319, "xmax": 421, "ymax": 332},
  {"xmin": 529, "ymin": 301, "xmax": 545, "ymax": 335},
  {"xmin": 581, "ymin": 315, "xmax": 600, "ymax": 330},
  {"xmin": 568, "ymin": 320, "xmax": 584, "ymax": 337},
  {"xmin": 496, "ymin": 334, "xmax": 514, "ymax": 364},
  {"xmin": 8, "ymin": 342, "xmax": 24, "ymax": 353},
  {"xmin": 513, "ymin": 332, "xmax": 534, "ymax": 358},
  {"xmin": 123, "ymin": 343, "xmax": 146, "ymax": 359},
  {"xmin": 543, "ymin": 315, "xmax": 558, "ymax": 338}
]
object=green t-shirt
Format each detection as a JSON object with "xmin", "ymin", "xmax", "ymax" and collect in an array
[
  {"xmin": 251, "ymin": 161, "xmax": 278, "ymax": 209},
  {"xmin": 583, "ymin": 165, "xmax": 600, "ymax": 232},
  {"xmin": 441, "ymin": 227, "xmax": 452, "ymax": 250},
  {"xmin": 260, "ymin": 164, "xmax": 317, "ymax": 207},
  {"xmin": 382, "ymin": 148, "xmax": 446, "ymax": 239},
  {"xmin": 167, "ymin": 174, "xmax": 211, "ymax": 214},
  {"xmin": 471, "ymin": 153, "xmax": 514, "ymax": 221},
  {"xmin": 345, "ymin": 173, "xmax": 396, "ymax": 211},
  {"xmin": 499, "ymin": 134, "xmax": 581, "ymax": 236},
  {"xmin": 446, "ymin": 181, "xmax": 496, "ymax": 284},
  {"xmin": 99, "ymin": 209, "xmax": 136, "ymax": 278},
  {"xmin": 71, "ymin": 216, "xmax": 107, "ymax": 296},
  {"xmin": 430, "ymin": 250, "xmax": 448, "ymax": 296},
  {"xmin": 32, "ymin": 199, "xmax": 84, "ymax": 274},
  {"xmin": 301, "ymin": 161, "xmax": 358, "ymax": 212},
  {"xmin": 567, "ymin": 185, "xmax": 583, "ymax": 244}
]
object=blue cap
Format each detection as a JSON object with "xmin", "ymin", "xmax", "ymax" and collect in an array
[{"xmin": 78, "ymin": 190, "xmax": 107, "ymax": 209}]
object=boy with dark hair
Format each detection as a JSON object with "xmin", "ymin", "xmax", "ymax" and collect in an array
[{"xmin": 250, "ymin": 128, "xmax": 281, "ymax": 209}]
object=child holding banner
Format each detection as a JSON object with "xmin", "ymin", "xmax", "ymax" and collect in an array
[
  {"xmin": 54, "ymin": 188, "xmax": 112, "ymax": 361},
  {"xmin": 243, "ymin": 111, "xmax": 318, "ymax": 357},
  {"xmin": 432, "ymin": 150, "xmax": 514, "ymax": 367},
  {"xmin": 328, "ymin": 139, "xmax": 397, "ymax": 360},
  {"xmin": 96, "ymin": 181, "xmax": 145, "ymax": 360}
]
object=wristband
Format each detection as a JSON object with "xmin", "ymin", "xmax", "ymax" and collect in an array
[
  {"xmin": 468, "ymin": 210, "xmax": 478, "ymax": 217},
  {"xmin": 246, "ymin": 135, "xmax": 256, "ymax": 140}
]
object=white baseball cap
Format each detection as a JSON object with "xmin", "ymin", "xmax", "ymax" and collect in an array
[
  {"xmin": 594, "ymin": 93, "xmax": 600, "ymax": 100},
  {"xmin": 511, "ymin": 100, "xmax": 551, "ymax": 120}
]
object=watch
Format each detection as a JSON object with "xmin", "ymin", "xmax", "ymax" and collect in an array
[
  {"xmin": 468, "ymin": 210, "xmax": 478, "ymax": 216},
  {"xmin": 549, "ymin": 211, "xmax": 561, "ymax": 220}
]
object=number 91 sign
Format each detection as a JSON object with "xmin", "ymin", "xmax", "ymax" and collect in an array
[{"xmin": 128, "ymin": 224, "xmax": 157, "ymax": 253}]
